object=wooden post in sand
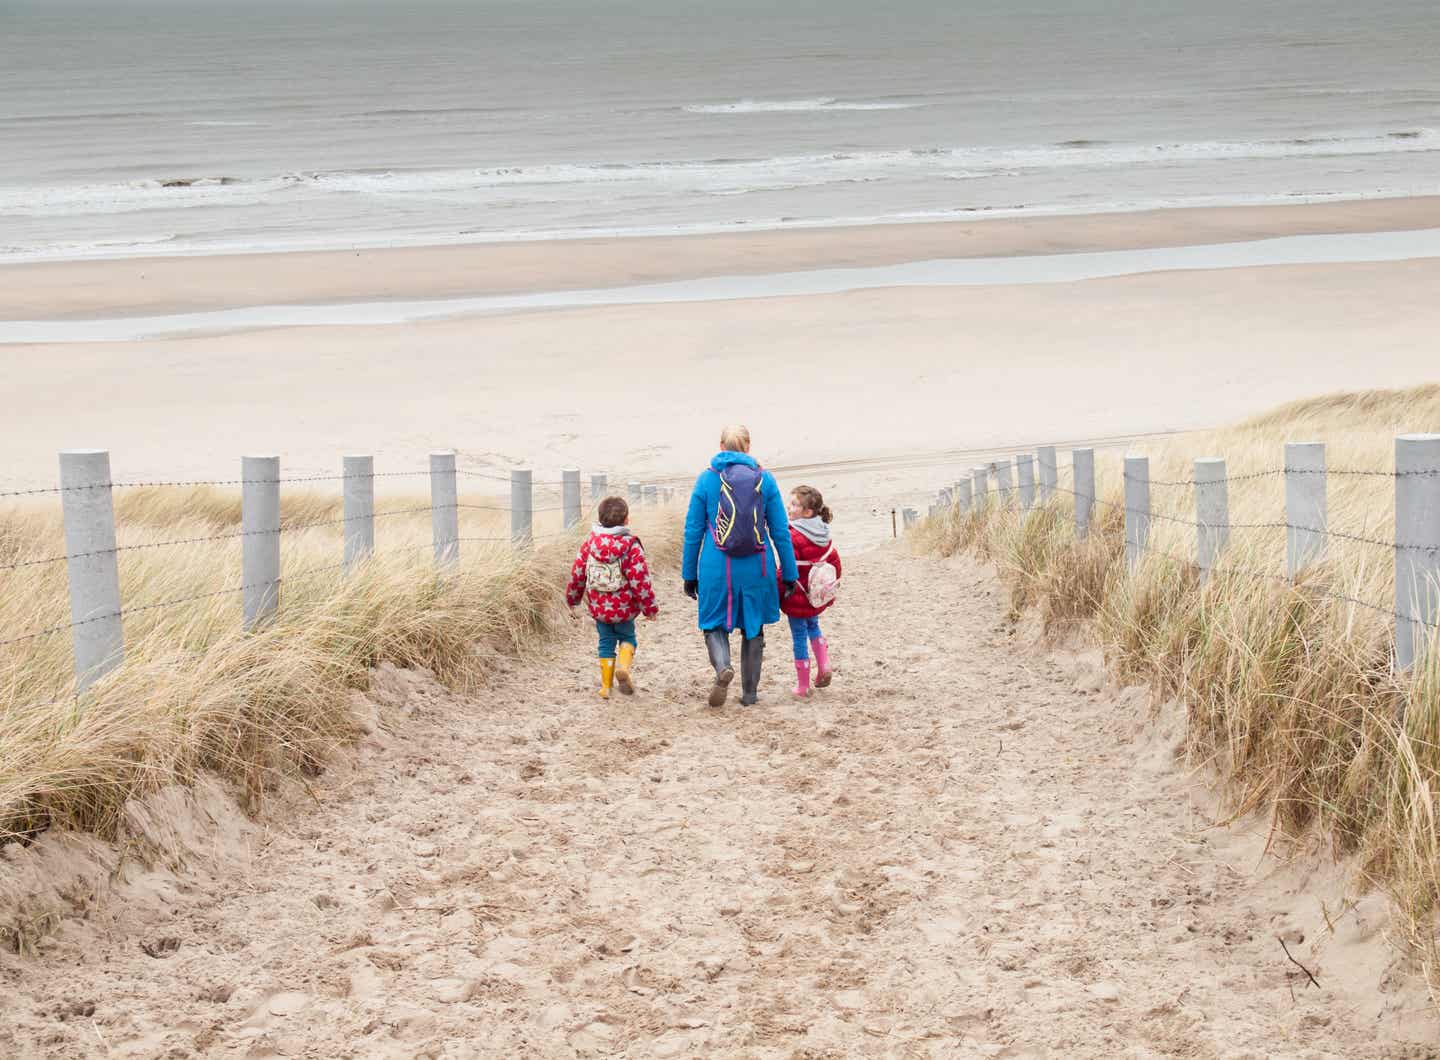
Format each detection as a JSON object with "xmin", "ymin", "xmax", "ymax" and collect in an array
[
  {"xmin": 628, "ymin": 481, "xmax": 642, "ymax": 505},
  {"xmin": 59, "ymin": 449, "xmax": 124, "ymax": 691},
  {"xmin": 1073, "ymin": 448, "xmax": 1095, "ymax": 539},
  {"xmin": 992, "ymin": 460, "xmax": 1013, "ymax": 506},
  {"xmin": 1123, "ymin": 455, "xmax": 1150, "ymax": 572},
  {"xmin": 902, "ymin": 507, "xmax": 919, "ymax": 530},
  {"xmin": 590, "ymin": 473, "xmax": 608, "ymax": 504},
  {"xmin": 957, "ymin": 478, "xmax": 973, "ymax": 515},
  {"xmin": 1394, "ymin": 434, "xmax": 1440, "ymax": 670},
  {"xmin": 1194, "ymin": 458, "xmax": 1228, "ymax": 584},
  {"xmin": 971, "ymin": 466, "xmax": 989, "ymax": 510},
  {"xmin": 242, "ymin": 455, "xmax": 281, "ymax": 629},
  {"xmin": 1038, "ymin": 445, "xmax": 1058, "ymax": 502},
  {"xmin": 342, "ymin": 455, "xmax": 374, "ymax": 573},
  {"xmin": 1284, "ymin": 443, "xmax": 1326, "ymax": 579},
  {"xmin": 1016, "ymin": 454, "xmax": 1036, "ymax": 513},
  {"xmin": 562, "ymin": 468, "xmax": 582, "ymax": 530},
  {"xmin": 429, "ymin": 451, "xmax": 459, "ymax": 568},
  {"xmin": 511, "ymin": 469, "xmax": 533, "ymax": 549},
  {"xmin": 643, "ymin": 484, "xmax": 659, "ymax": 506}
]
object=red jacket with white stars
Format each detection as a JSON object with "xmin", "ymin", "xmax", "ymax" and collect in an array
[{"xmin": 565, "ymin": 527, "xmax": 660, "ymax": 624}]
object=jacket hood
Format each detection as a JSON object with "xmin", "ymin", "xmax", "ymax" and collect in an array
[
  {"xmin": 589, "ymin": 526, "xmax": 635, "ymax": 562},
  {"xmin": 792, "ymin": 516, "xmax": 830, "ymax": 547},
  {"xmin": 710, "ymin": 451, "xmax": 759, "ymax": 472}
]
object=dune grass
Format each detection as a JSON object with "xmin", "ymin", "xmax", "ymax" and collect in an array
[
  {"xmin": 0, "ymin": 486, "xmax": 679, "ymax": 847},
  {"xmin": 914, "ymin": 383, "xmax": 1440, "ymax": 988}
]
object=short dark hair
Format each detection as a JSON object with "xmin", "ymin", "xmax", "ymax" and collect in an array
[{"xmin": 598, "ymin": 496, "xmax": 629, "ymax": 528}]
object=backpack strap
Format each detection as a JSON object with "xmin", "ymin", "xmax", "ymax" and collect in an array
[{"xmin": 797, "ymin": 543, "xmax": 834, "ymax": 568}]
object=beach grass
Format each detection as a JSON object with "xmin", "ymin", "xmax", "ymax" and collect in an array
[
  {"xmin": 913, "ymin": 383, "xmax": 1440, "ymax": 989},
  {"xmin": 0, "ymin": 490, "xmax": 680, "ymax": 847}
]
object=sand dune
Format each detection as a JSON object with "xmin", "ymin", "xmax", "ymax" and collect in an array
[{"xmin": 3, "ymin": 547, "xmax": 1433, "ymax": 1056}]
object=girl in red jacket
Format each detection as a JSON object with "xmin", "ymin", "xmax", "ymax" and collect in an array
[
  {"xmin": 778, "ymin": 485, "xmax": 841, "ymax": 698},
  {"xmin": 565, "ymin": 496, "xmax": 659, "ymax": 699}
]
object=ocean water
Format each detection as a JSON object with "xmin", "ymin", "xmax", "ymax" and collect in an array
[{"xmin": 1, "ymin": 0, "xmax": 1437, "ymax": 262}]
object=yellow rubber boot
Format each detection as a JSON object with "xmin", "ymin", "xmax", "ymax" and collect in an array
[
  {"xmin": 615, "ymin": 643, "xmax": 636, "ymax": 695},
  {"xmin": 598, "ymin": 658, "xmax": 615, "ymax": 699}
]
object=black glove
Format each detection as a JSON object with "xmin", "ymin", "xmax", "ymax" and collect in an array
[
  {"xmin": 783, "ymin": 580, "xmax": 802, "ymax": 599},
  {"xmin": 683, "ymin": 579, "xmax": 699, "ymax": 600}
]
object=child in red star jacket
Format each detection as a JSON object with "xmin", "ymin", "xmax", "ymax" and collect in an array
[
  {"xmin": 565, "ymin": 496, "xmax": 659, "ymax": 699},
  {"xmin": 778, "ymin": 484, "xmax": 841, "ymax": 698}
]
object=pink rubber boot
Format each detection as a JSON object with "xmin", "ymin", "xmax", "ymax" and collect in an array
[
  {"xmin": 811, "ymin": 637, "xmax": 833, "ymax": 687},
  {"xmin": 793, "ymin": 659, "xmax": 812, "ymax": 699}
]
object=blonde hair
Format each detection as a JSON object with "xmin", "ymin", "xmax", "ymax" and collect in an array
[{"xmin": 719, "ymin": 424, "xmax": 751, "ymax": 453}]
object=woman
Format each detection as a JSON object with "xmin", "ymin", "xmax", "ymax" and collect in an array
[{"xmin": 682, "ymin": 425, "xmax": 800, "ymax": 706}]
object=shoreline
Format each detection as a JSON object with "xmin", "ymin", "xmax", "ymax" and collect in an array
[
  {"xmin": 8, "ymin": 225, "xmax": 1440, "ymax": 344},
  {"xmin": 5, "ymin": 195, "xmax": 1440, "ymax": 321}
]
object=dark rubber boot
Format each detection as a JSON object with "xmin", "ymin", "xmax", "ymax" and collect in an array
[
  {"xmin": 739, "ymin": 633, "xmax": 765, "ymax": 706},
  {"xmin": 704, "ymin": 629, "xmax": 734, "ymax": 707}
]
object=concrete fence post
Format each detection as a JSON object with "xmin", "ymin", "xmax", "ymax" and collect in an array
[
  {"xmin": 1038, "ymin": 445, "xmax": 1058, "ymax": 502},
  {"xmin": 342, "ymin": 454, "xmax": 374, "ymax": 573},
  {"xmin": 992, "ymin": 460, "xmax": 1013, "ymax": 505},
  {"xmin": 1194, "ymin": 457, "xmax": 1229, "ymax": 583},
  {"xmin": 591, "ymin": 473, "xmax": 608, "ymax": 503},
  {"xmin": 1073, "ymin": 448, "xmax": 1095, "ymax": 539},
  {"xmin": 241, "ymin": 455, "xmax": 281, "ymax": 630},
  {"xmin": 972, "ymin": 466, "xmax": 989, "ymax": 510},
  {"xmin": 1285, "ymin": 442, "xmax": 1326, "ymax": 579},
  {"xmin": 430, "ymin": 451, "xmax": 459, "ymax": 568},
  {"xmin": 644, "ymin": 484, "xmax": 658, "ymax": 506},
  {"xmin": 1123, "ymin": 455, "xmax": 1150, "ymax": 571},
  {"xmin": 562, "ymin": 468, "xmax": 582, "ymax": 529},
  {"xmin": 1016, "ymin": 454, "xmax": 1036, "ymax": 513},
  {"xmin": 957, "ymin": 478, "xmax": 973, "ymax": 515},
  {"xmin": 59, "ymin": 449, "xmax": 124, "ymax": 691},
  {"xmin": 1395, "ymin": 434, "xmax": 1440, "ymax": 670},
  {"xmin": 511, "ymin": 469, "xmax": 533, "ymax": 549}
]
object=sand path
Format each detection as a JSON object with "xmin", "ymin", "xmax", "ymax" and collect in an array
[{"xmin": 4, "ymin": 548, "xmax": 1432, "ymax": 1057}]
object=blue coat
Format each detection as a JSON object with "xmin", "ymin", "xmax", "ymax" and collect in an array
[{"xmin": 683, "ymin": 452, "xmax": 799, "ymax": 638}]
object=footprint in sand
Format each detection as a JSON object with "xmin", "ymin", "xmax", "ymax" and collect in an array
[{"xmin": 239, "ymin": 990, "xmax": 312, "ymax": 1032}]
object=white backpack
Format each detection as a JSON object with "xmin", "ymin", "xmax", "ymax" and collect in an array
[
  {"xmin": 801, "ymin": 544, "xmax": 839, "ymax": 608},
  {"xmin": 585, "ymin": 547, "xmax": 627, "ymax": 593}
]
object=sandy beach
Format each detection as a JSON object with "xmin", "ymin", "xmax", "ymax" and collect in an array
[
  {"xmin": 4, "ymin": 198, "xmax": 1440, "ymax": 545},
  {"xmin": 7, "ymin": 547, "xmax": 1437, "ymax": 1057}
]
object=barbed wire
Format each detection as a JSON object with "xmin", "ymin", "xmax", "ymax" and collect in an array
[
  {"xmin": 0, "ymin": 471, "xmax": 436, "ymax": 499},
  {"xmin": 922, "ymin": 481, "xmax": 1426, "ymax": 630}
]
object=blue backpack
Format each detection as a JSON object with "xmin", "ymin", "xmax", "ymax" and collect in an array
[{"xmin": 710, "ymin": 464, "xmax": 767, "ymax": 557}]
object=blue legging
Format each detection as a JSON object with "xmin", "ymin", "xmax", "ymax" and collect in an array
[
  {"xmin": 788, "ymin": 616, "xmax": 822, "ymax": 660},
  {"xmin": 595, "ymin": 619, "xmax": 637, "ymax": 659}
]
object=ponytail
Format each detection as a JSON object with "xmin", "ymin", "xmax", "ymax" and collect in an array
[{"xmin": 791, "ymin": 485, "xmax": 832, "ymax": 524}]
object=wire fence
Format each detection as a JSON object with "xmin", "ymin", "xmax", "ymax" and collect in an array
[
  {"xmin": 14, "ymin": 433, "xmax": 1440, "ymax": 711},
  {"xmin": 0, "ymin": 453, "xmax": 691, "ymax": 699},
  {"xmin": 910, "ymin": 438, "xmax": 1440, "ymax": 666}
]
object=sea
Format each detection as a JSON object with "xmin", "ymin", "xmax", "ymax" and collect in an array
[{"xmin": 1, "ymin": 0, "xmax": 1437, "ymax": 263}]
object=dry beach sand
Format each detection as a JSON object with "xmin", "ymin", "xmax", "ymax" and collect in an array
[
  {"xmin": 3, "ymin": 547, "xmax": 1436, "ymax": 1057},
  {"xmin": 3, "ymin": 198, "xmax": 1440, "ymax": 553},
  {"xmin": 6, "ymin": 199, "xmax": 1440, "ymax": 1054}
]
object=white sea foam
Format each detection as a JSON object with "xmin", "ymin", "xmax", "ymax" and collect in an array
[
  {"xmin": 4, "ymin": 129, "xmax": 1435, "ymax": 224},
  {"xmin": 683, "ymin": 97, "xmax": 921, "ymax": 113}
]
